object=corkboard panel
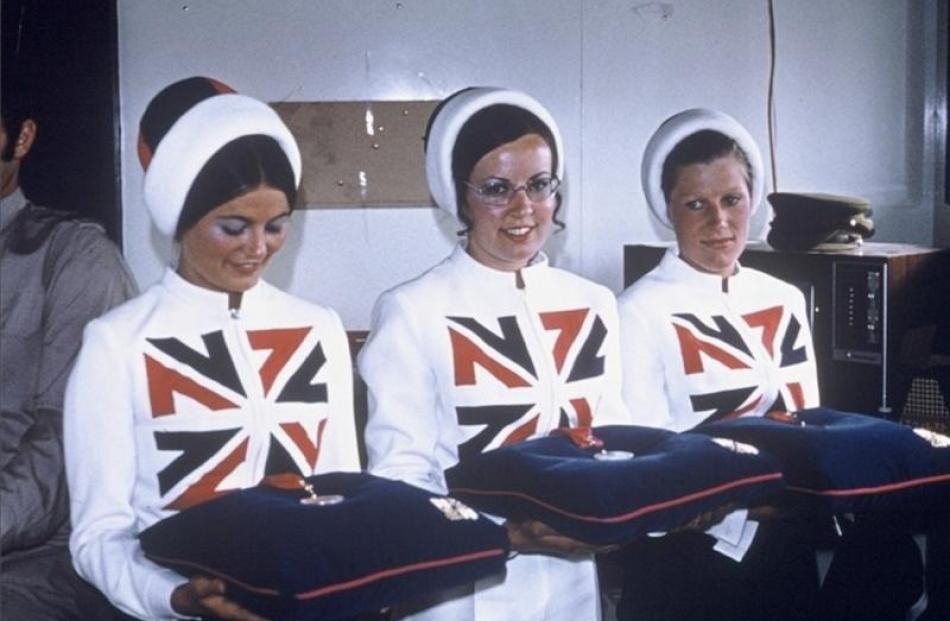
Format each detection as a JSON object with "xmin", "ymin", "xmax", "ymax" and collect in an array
[{"xmin": 272, "ymin": 100, "xmax": 439, "ymax": 209}]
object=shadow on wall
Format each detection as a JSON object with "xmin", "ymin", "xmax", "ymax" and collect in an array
[{"xmin": 9, "ymin": 0, "xmax": 122, "ymax": 243}]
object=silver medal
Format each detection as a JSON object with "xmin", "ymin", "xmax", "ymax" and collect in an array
[
  {"xmin": 300, "ymin": 494, "xmax": 345, "ymax": 506},
  {"xmin": 593, "ymin": 450, "xmax": 634, "ymax": 461}
]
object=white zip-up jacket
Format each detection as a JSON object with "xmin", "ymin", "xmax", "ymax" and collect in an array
[
  {"xmin": 618, "ymin": 247, "xmax": 819, "ymax": 432},
  {"xmin": 64, "ymin": 269, "xmax": 359, "ymax": 620},
  {"xmin": 359, "ymin": 243, "xmax": 630, "ymax": 621}
]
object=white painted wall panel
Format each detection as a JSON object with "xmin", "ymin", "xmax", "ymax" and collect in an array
[
  {"xmin": 118, "ymin": 0, "xmax": 584, "ymax": 327},
  {"xmin": 117, "ymin": 0, "xmax": 934, "ymax": 327},
  {"xmin": 767, "ymin": 0, "xmax": 932, "ymax": 244},
  {"xmin": 580, "ymin": 0, "xmax": 773, "ymax": 290}
]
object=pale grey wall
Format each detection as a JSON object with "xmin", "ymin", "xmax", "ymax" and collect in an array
[{"xmin": 117, "ymin": 0, "xmax": 943, "ymax": 328}]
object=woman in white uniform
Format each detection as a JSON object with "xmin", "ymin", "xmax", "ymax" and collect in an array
[
  {"xmin": 616, "ymin": 109, "xmax": 822, "ymax": 621},
  {"xmin": 64, "ymin": 77, "xmax": 360, "ymax": 621},
  {"xmin": 359, "ymin": 87, "xmax": 630, "ymax": 621}
]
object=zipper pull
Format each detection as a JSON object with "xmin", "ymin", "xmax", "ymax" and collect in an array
[
  {"xmin": 228, "ymin": 291, "xmax": 243, "ymax": 318},
  {"xmin": 515, "ymin": 269, "xmax": 525, "ymax": 290}
]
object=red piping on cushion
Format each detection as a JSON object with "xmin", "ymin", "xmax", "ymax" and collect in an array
[
  {"xmin": 787, "ymin": 472, "xmax": 950, "ymax": 497},
  {"xmin": 144, "ymin": 554, "xmax": 281, "ymax": 596},
  {"xmin": 451, "ymin": 472, "xmax": 783, "ymax": 524},
  {"xmin": 294, "ymin": 547, "xmax": 506, "ymax": 600},
  {"xmin": 146, "ymin": 546, "xmax": 507, "ymax": 600}
]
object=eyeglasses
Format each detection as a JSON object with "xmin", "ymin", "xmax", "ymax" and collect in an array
[{"xmin": 464, "ymin": 174, "xmax": 561, "ymax": 206}]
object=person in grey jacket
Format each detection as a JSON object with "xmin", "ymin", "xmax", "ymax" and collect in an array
[{"xmin": 1, "ymin": 66, "xmax": 137, "ymax": 620}]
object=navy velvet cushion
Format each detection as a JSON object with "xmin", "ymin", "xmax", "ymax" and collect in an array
[
  {"xmin": 444, "ymin": 425, "xmax": 784, "ymax": 545},
  {"xmin": 139, "ymin": 472, "xmax": 509, "ymax": 621},
  {"xmin": 694, "ymin": 408, "xmax": 950, "ymax": 513}
]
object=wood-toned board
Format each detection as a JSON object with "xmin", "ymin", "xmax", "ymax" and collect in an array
[{"xmin": 272, "ymin": 100, "xmax": 439, "ymax": 209}]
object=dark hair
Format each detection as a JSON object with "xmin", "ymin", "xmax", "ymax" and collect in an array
[
  {"xmin": 174, "ymin": 134, "xmax": 297, "ymax": 240},
  {"xmin": 1, "ymin": 62, "xmax": 39, "ymax": 162},
  {"xmin": 450, "ymin": 104, "xmax": 564, "ymax": 233},
  {"xmin": 1, "ymin": 1, "xmax": 39, "ymax": 161},
  {"xmin": 2, "ymin": 64, "xmax": 81, "ymax": 254},
  {"xmin": 660, "ymin": 129, "xmax": 752, "ymax": 202},
  {"xmin": 0, "ymin": 109, "xmax": 32, "ymax": 162},
  {"xmin": 138, "ymin": 77, "xmax": 228, "ymax": 159}
]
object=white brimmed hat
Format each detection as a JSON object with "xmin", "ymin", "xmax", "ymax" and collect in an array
[
  {"xmin": 137, "ymin": 77, "xmax": 301, "ymax": 236},
  {"xmin": 424, "ymin": 87, "xmax": 564, "ymax": 219},
  {"xmin": 641, "ymin": 108, "xmax": 764, "ymax": 228}
]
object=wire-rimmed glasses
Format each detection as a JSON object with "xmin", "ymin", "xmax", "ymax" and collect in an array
[{"xmin": 464, "ymin": 174, "xmax": 560, "ymax": 206}]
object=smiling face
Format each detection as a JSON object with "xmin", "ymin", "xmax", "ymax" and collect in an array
[
  {"xmin": 462, "ymin": 133, "xmax": 555, "ymax": 272},
  {"xmin": 178, "ymin": 185, "xmax": 291, "ymax": 293},
  {"xmin": 667, "ymin": 154, "xmax": 751, "ymax": 277}
]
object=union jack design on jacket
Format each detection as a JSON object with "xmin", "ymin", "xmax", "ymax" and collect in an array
[
  {"xmin": 145, "ymin": 325, "xmax": 339, "ymax": 511},
  {"xmin": 618, "ymin": 248, "xmax": 819, "ymax": 432},
  {"xmin": 66, "ymin": 268, "xmax": 359, "ymax": 528},
  {"xmin": 449, "ymin": 307, "xmax": 611, "ymax": 459},
  {"xmin": 360, "ymin": 244, "xmax": 630, "ymax": 496},
  {"xmin": 65, "ymin": 269, "xmax": 359, "ymax": 620}
]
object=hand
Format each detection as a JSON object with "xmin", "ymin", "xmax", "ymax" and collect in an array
[
  {"xmin": 505, "ymin": 520, "xmax": 615, "ymax": 557},
  {"xmin": 171, "ymin": 576, "xmax": 270, "ymax": 621},
  {"xmin": 747, "ymin": 503, "xmax": 807, "ymax": 522},
  {"xmin": 670, "ymin": 502, "xmax": 739, "ymax": 533}
]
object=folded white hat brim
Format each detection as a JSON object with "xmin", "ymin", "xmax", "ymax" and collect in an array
[
  {"xmin": 143, "ymin": 93, "xmax": 302, "ymax": 236},
  {"xmin": 425, "ymin": 88, "xmax": 564, "ymax": 220},
  {"xmin": 640, "ymin": 108, "xmax": 764, "ymax": 229}
]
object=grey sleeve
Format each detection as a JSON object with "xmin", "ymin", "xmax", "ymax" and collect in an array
[
  {"xmin": 35, "ymin": 225, "xmax": 138, "ymax": 411},
  {"xmin": 0, "ymin": 225, "xmax": 137, "ymax": 551},
  {"xmin": 0, "ymin": 406, "xmax": 68, "ymax": 549}
]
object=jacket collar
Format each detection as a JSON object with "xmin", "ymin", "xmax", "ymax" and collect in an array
[
  {"xmin": 160, "ymin": 267, "xmax": 269, "ymax": 317},
  {"xmin": 0, "ymin": 188, "xmax": 29, "ymax": 232},
  {"xmin": 451, "ymin": 241, "xmax": 550, "ymax": 289},
  {"xmin": 658, "ymin": 245, "xmax": 745, "ymax": 293}
]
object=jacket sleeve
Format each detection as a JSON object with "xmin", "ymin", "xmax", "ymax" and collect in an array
[
  {"xmin": 358, "ymin": 291, "xmax": 447, "ymax": 494},
  {"xmin": 0, "ymin": 406, "xmax": 68, "ymax": 550},
  {"xmin": 591, "ymin": 293, "xmax": 633, "ymax": 426},
  {"xmin": 0, "ymin": 225, "xmax": 137, "ymax": 552},
  {"xmin": 618, "ymin": 293, "xmax": 676, "ymax": 430},
  {"xmin": 64, "ymin": 319, "xmax": 187, "ymax": 621},
  {"xmin": 313, "ymin": 309, "xmax": 361, "ymax": 474}
]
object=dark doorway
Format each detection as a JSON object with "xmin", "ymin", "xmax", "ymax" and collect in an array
[{"xmin": 2, "ymin": 0, "xmax": 122, "ymax": 245}]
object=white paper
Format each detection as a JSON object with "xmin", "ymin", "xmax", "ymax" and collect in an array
[{"xmin": 707, "ymin": 509, "xmax": 758, "ymax": 562}]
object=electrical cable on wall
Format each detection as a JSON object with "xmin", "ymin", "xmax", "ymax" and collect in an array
[
  {"xmin": 762, "ymin": 0, "xmax": 874, "ymax": 253},
  {"xmin": 766, "ymin": 0, "xmax": 778, "ymax": 193}
]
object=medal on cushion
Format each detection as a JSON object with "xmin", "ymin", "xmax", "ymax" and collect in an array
[
  {"xmin": 552, "ymin": 427, "xmax": 634, "ymax": 461},
  {"xmin": 765, "ymin": 410, "xmax": 807, "ymax": 427},
  {"xmin": 263, "ymin": 473, "xmax": 345, "ymax": 506},
  {"xmin": 594, "ymin": 449, "xmax": 634, "ymax": 461}
]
